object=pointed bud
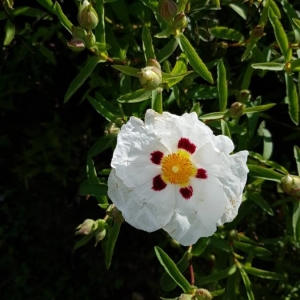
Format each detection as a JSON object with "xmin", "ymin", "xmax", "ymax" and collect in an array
[
  {"xmin": 147, "ymin": 58, "xmax": 161, "ymax": 70},
  {"xmin": 94, "ymin": 228, "xmax": 106, "ymax": 246},
  {"xmin": 78, "ymin": 0, "xmax": 99, "ymax": 30},
  {"xmin": 195, "ymin": 289, "xmax": 213, "ymax": 300},
  {"xmin": 138, "ymin": 66, "xmax": 162, "ymax": 90},
  {"xmin": 106, "ymin": 204, "xmax": 124, "ymax": 223},
  {"xmin": 75, "ymin": 219, "xmax": 96, "ymax": 235},
  {"xmin": 178, "ymin": 294, "xmax": 193, "ymax": 300},
  {"xmin": 104, "ymin": 122, "xmax": 120, "ymax": 138},
  {"xmin": 281, "ymin": 175, "xmax": 300, "ymax": 199},
  {"xmin": 67, "ymin": 38, "xmax": 86, "ymax": 52},
  {"xmin": 158, "ymin": 0, "xmax": 178, "ymax": 22},
  {"xmin": 229, "ymin": 102, "xmax": 245, "ymax": 118},
  {"xmin": 173, "ymin": 12, "xmax": 187, "ymax": 29},
  {"xmin": 85, "ymin": 32, "xmax": 96, "ymax": 48}
]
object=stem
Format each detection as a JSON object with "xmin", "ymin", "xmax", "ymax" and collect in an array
[{"xmin": 95, "ymin": 0, "xmax": 105, "ymax": 44}]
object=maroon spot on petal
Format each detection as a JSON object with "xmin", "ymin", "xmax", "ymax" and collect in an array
[
  {"xmin": 180, "ymin": 186, "xmax": 193, "ymax": 200},
  {"xmin": 178, "ymin": 137, "xmax": 196, "ymax": 154},
  {"xmin": 150, "ymin": 150, "xmax": 164, "ymax": 165},
  {"xmin": 152, "ymin": 175, "xmax": 167, "ymax": 191},
  {"xmin": 196, "ymin": 168, "xmax": 207, "ymax": 179}
]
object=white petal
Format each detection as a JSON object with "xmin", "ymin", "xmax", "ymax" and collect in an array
[
  {"xmin": 162, "ymin": 176, "xmax": 226, "ymax": 246},
  {"xmin": 108, "ymin": 169, "xmax": 175, "ymax": 232}
]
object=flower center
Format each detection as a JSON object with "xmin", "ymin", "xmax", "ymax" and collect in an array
[{"xmin": 161, "ymin": 151, "xmax": 197, "ymax": 185}]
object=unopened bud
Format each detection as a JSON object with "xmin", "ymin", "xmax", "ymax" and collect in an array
[
  {"xmin": 75, "ymin": 219, "xmax": 95, "ymax": 235},
  {"xmin": 195, "ymin": 289, "xmax": 212, "ymax": 300},
  {"xmin": 138, "ymin": 66, "xmax": 162, "ymax": 90},
  {"xmin": 173, "ymin": 12, "xmax": 187, "ymax": 29},
  {"xmin": 251, "ymin": 25, "xmax": 265, "ymax": 39},
  {"xmin": 106, "ymin": 204, "xmax": 124, "ymax": 223},
  {"xmin": 158, "ymin": 0, "xmax": 177, "ymax": 22},
  {"xmin": 229, "ymin": 102, "xmax": 245, "ymax": 118},
  {"xmin": 147, "ymin": 58, "xmax": 161, "ymax": 70},
  {"xmin": 67, "ymin": 38, "xmax": 86, "ymax": 52},
  {"xmin": 104, "ymin": 122, "xmax": 120, "ymax": 138},
  {"xmin": 281, "ymin": 175, "xmax": 300, "ymax": 199},
  {"xmin": 72, "ymin": 26, "xmax": 87, "ymax": 40},
  {"xmin": 178, "ymin": 294, "xmax": 193, "ymax": 300},
  {"xmin": 85, "ymin": 32, "xmax": 96, "ymax": 48},
  {"xmin": 78, "ymin": 0, "xmax": 99, "ymax": 30},
  {"xmin": 94, "ymin": 228, "xmax": 106, "ymax": 245}
]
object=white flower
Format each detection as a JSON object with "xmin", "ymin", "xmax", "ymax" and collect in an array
[{"xmin": 107, "ymin": 109, "xmax": 248, "ymax": 246}]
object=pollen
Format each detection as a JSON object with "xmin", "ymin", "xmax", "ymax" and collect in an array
[{"xmin": 161, "ymin": 151, "xmax": 197, "ymax": 185}]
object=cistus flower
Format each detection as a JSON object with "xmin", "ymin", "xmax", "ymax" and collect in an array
[{"xmin": 107, "ymin": 110, "xmax": 248, "ymax": 246}]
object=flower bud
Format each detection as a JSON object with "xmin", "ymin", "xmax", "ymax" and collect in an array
[
  {"xmin": 281, "ymin": 175, "xmax": 300, "ymax": 199},
  {"xmin": 147, "ymin": 58, "xmax": 161, "ymax": 70},
  {"xmin": 106, "ymin": 204, "xmax": 124, "ymax": 223},
  {"xmin": 67, "ymin": 38, "xmax": 86, "ymax": 52},
  {"xmin": 94, "ymin": 228, "xmax": 106, "ymax": 246},
  {"xmin": 75, "ymin": 219, "xmax": 96, "ymax": 235},
  {"xmin": 195, "ymin": 289, "xmax": 212, "ymax": 300},
  {"xmin": 72, "ymin": 26, "xmax": 87, "ymax": 40},
  {"xmin": 85, "ymin": 32, "xmax": 96, "ymax": 48},
  {"xmin": 229, "ymin": 102, "xmax": 245, "ymax": 118},
  {"xmin": 104, "ymin": 122, "xmax": 120, "ymax": 138},
  {"xmin": 173, "ymin": 12, "xmax": 188, "ymax": 29},
  {"xmin": 138, "ymin": 66, "xmax": 162, "ymax": 90},
  {"xmin": 178, "ymin": 294, "xmax": 193, "ymax": 300},
  {"xmin": 78, "ymin": 0, "xmax": 99, "ymax": 30},
  {"xmin": 158, "ymin": 0, "xmax": 177, "ymax": 22}
]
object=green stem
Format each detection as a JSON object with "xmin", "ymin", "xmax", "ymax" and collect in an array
[{"xmin": 95, "ymin": 0, "xmax": 105, "ymax": 44}]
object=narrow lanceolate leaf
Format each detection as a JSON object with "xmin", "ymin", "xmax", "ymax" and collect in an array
[
  {"xmin": 244, "ymin": 103, "xmax": 276, "ymax": 113},
  {"xmin": 210, "ymin": 26, "xmax": 244, "ymax": 42},
  {"xmin": 64, "ymin": 56, "xmax": 105, "ymax": 103},
  {"xmin": 54, "ymin": 1, "xmax": 73, "ymax": 33},
  {"xmin": 294, "ymin": 146, "xmax": 300, "ymax": 176},
  {"xmin": 239, "ymin": 268, "xmax": 255, "ymax": 300},
  {"xmin": 233, "ymin": 241, "xmax": 272, "ymax": 257},
  {"xmin": 79, "ymin": 183, "xmax": 108, "ymax": 197},
  {"xmin": 268, "ymin": 7, "xmax": 291, "ymax": 62},
  {"xmin": 160, "ymin": 251, "xmax": 190, "ymax": 292},
  {"xmin": 293, "ymin": 18, "xmax": 300, "ymax": 30},
  {"xmin": 200, "ymin": 111, "xmax": 225, "ymax": 120},
  {"xmin": 177, "ymin": 33, "xmax": 213, "ymax": 84},
  {"xmin": 293, "ymin": 201, "xmax": 300, "ymax": 246},
  {"xmin": 157, "ymin": 38, "xmax": 178, "ymax": 63},
  {"xmin": 191, "ymin": 237, "xmax": 210, "ymax": 257},
  {"xmin": 3, "ymin": 20, "xmax": 15, "ymax": 46},
  {"xmin": 118, "ymin": 89, "xmax": 152, "ymax": 103},
  {"xmin": 244, "ymin": 266, "xmax": 285, "ymax": 280},
  {"xmin": 154, "ymin": 246, "xmax": 193, "ymax": 294},
  {"xmin": 37, "ymin": 0, "xmax": 55, "ymax": 14},
  {"xmin": 197, "ymin": 265, "xmax": 237, "ymax": 285},
  {"xmin": 151, "ymin": 90, "xmax": 163, "ymax": 114},
  {"xmin": 258, "ymin": 121, "xmax": 273, "ymax": 160},
  {"xmin": 142, "ymin": 26, "xmax": 155, "ymax": 62},
  {"xmin": 285, "ymin": 72, "xmax": 299, "ymax": 125},
  {"xmin": 290, "ymin": 58, "xmax": 300, "ymax": 71},
  {"xmin": 247, "ymin": 192, "xmax": 274, "ymax": 216},
  {"xmin": 95, "ymin": 0, "xmax": 105, "ymax": 43},
  {"xmin": 88, "ymin": 136, "xmax": 116, "ymax": 157},
  {"xmin": 86, "ymin": 156, "xmax": 99, "ymax": 184},
  {"xmin": 217, "ymin": 59, "xmax": 227, "ymax": 111},
  {"xmin": 112, "ymin": 65, "xmax": 140, "ymax": 77},
  {"xmin": 281, "ymin": 0, "xmax": 300, "ymax": 43},
  {"xmin": 248, "ymin": 165, "xmax": 283, "ymax": 182},
  {"xmin": 221, "ymin": 120, "xmax": 231, "ymax": 138},
  {"xmin": 105, "ymin": 222, "xmax": 121, "ymax": 269},
  {"xmin": 251, "ymin": 62, "xmax": 284, "ymax": 71}
]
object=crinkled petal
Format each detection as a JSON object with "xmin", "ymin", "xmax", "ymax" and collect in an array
[
  {"xmin": 108, "ymin": 169, "xmax": 175, "ymax": 231},
  {"xmin": 111, "ymin": 115, "xmax": 169, "ymax": 188},
  {"xmin": 163, "ymin": 175, "xmax": 226, "ymax": 246}
]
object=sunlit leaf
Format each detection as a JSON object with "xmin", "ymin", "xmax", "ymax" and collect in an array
[
  {"xmin": 294, "ymin": 146, "xmax": 300, "ymax": 176},
  {"xmin": 244, "ymin": 266, "xmax": 286, "ymax": 280},
  {"xmin": 118, "ymin": 89, "xmax": 152, "ymax": 103},
  {"xmin": 112, "ymin": 65, "xmax": 140, "ymax": 77},
  {"xmin": 239, "ymin": 268, "xmax": 255, "ymax": 300},
  {"xmin": 105, "ymin": 221, "xmax": 121, "ymax": 269},
  {"xmin": 210, "ymin": 26, "xmax": 244, "ymax": 42},
  {"xmin": 248, "ymin": 165, "xmax": 283, "ymax": 182},
  {"xmin": 217, "ymin": 59, "xmax": 227, "ymax": 111},
  {"xmin": 285, "ymin": 72, "xmax": 299, "ymax": 125},
  {"xmin": 251, "ymin": 62, "xmax": 284, "ymax": 71}
]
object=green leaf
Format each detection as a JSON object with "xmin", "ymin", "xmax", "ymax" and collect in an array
[
  {"xmin": 151, "ymin": 90, "xmax": 163, "ymax": 113},
  {"xmin": 285, "ymin": 72, "xmax": 299, "ymax": 125},
  {"xmin": 73, "ymin": 233, "xmax": 95, "ymax": 250},
  {"xmin": 258, "ymin": 121, "xmax": 273, "ymax": 160},
  {"xmin": 294, "ymin": 146, "xmax": 300, "ymax": 176},
  {"xmin": 160, "ymin": 251, "xmax": 190, "ymax": 292},
  {"xmin": 118, "ymin": 89, "xmax": 152, "ymax": 103},
  {"xmin": 281, "ymin": 0, "xmax": 300, "ymax": 43},
  {"xmin": 244, "ymin": 266, "xmax": 286, "ymax": 280},
  {"xmin": 293, "ymin": 18, "xmax": 300, "ymax": 30},
  {"xmin": 248, "ymin": 165, "xmax": 283, "ymax": 182},
  {"xmin": 37, "ymin": 0, "xmax": 55, "ymax": 14},
  {"xmin": 154, "ymin": 246, "xmax": 193, "ymax": 294},
  {"xmin": 191, "ymin": 237, "xmax": 210, "ymax": 257},
  {"xmin": 79, "ymin": 183, "xmax": 108, "ymax": 197},
  {"xmin": 221, "ymin": 120, "xmax": 231, "ymax": 138},
  {"xmin": 244, "ymin": 103, "xmax": 276, "ymax": 113},
  {"xmin": 239, "ymin": 268, "xmax": 255, "ymax": 300},
  {"xmin": 64, "ymin": 56, "xmax": 105, "ymax": 103},
  {"xmin": 210, "ymin": 26, "xmax": 244, "ymax": 42},
  {"xmin": 105, "ymin": 221, "xmax": 121, "ymax": 269},
  {"xmin": 293, "ymin": 200, "xmax": 300, "ymax": 246},
  {"xmin": 268, "ymin": 7, "xmax": 291, "ymax": 62},
  {"xmin": 112, "ymin": 65, "xmax": 140, "ymax": 77},
  {"xmin": 87, "ymin": 95, "xmax": 121, "ymax": 123},
  {"xmin": 54, "ymin": 1, "xmax": 73, "ymax": 33},
  {"xmin": 187, "ymin": 86, "xmax": 218, "ymax": 100},
  {"xmin": 95, "ymin": 0, "xmax": 105, "ymax": 44},
  {"xmin": 162, "ymin": 71, "xmax": 193, "ymax": 87},
  {"xmin": 210, "ymin": 235, "xmax": 233, "ymax": 253},
  {"xmin": 251, "ymin": 62, "xmax": 284, "ymax": 71},
  {"xmin": 155, "ymin": 26, "xmax": 173, "ymax": 39},
  {"xmin": 177, "ymin": 33, "xmax": 213, "ymax": 84},
  {"xmin": 196, "ymin": 265, "xmax": 237, "ymax": 285},
  {"xmin": 290, "ymin": 58, "xmax": 300, "ymax": 71},
  {"xmin": 142, "ymin": 26, "xmax": 155, "ymax": 61},
  {"xmin": 233, "ymin": 241, "xmax": 272, "ymax": 257},
  {"xmin": 3, "ymin": 20, "xmax": 15, "ymax": 46},
  {"xmin": 157, "ymin": 38, "xmax": 179, "ymax": 63},
  {"xmin": 217, "ymin": 59, "xmax": 227, "ymax": 111},
  {"xmin": 88, "ymin": 135, "xmax": 116, "ymax": 157},
  {"xmin": 87, "ymin": 156, "xmax": 99, "ymax": 184},
  {"xmin": 200, "ymin": 111, "xmax": 225, "ymax": 120},
  {"xmin": 247, "ymin": 192, "xmax": 274, "ymax": 216}
]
